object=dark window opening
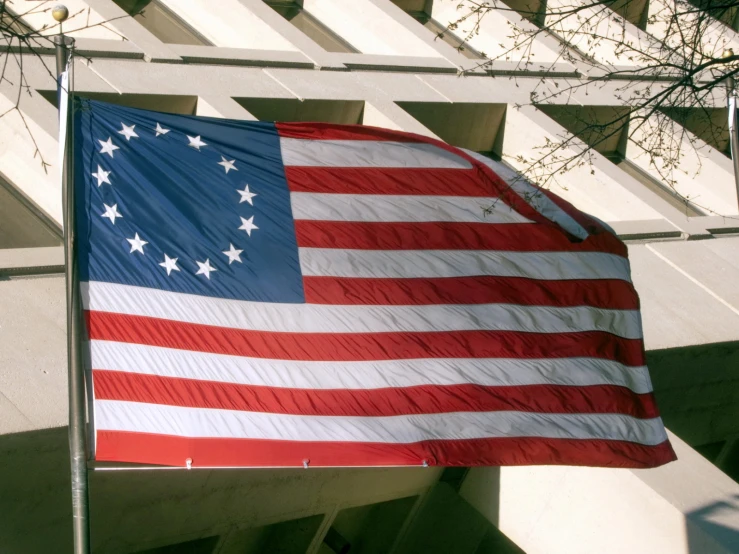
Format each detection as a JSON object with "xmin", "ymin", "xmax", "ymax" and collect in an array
[
  {"xmin": 112, "ymin": 0, "xmax": 212, "ymax": 45},
  {"xmin": 264, "ymin": 1, "xmax": 358, "ymax": 53},
  {"xmin": 423, "ymin": 18, "xmax": 485, "ymax": 59},
  {"xmin": 687, "ymin": 0, "xmax": 739, "ymax": 30}
]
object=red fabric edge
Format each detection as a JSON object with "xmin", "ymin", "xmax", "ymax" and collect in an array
[{"xmin": 95, "ymin": 430, "xmax": 677, "ymax": 469}]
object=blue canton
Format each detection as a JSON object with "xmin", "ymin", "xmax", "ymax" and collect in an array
[{"xmin": 74, "ymin": 98, "xmax": 305, "ymax": 303}]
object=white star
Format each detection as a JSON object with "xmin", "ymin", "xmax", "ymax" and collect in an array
[
  {"xmin": 195, "ymin": 258, "xmax": 217, "ymax": 279},
  {"xmin": 117, "ymin": 123, "xmax": 139, "ymax": 141},
  {"xmin": 126, "ymin": 233, "xmax": 148, "ymax": 254},
  {"xmin": 238, "ymin": 216, "xmax": 258, "ymax": 236},
  {"xmin": 222, "ymin": 243, "xmax": 243, "ymax": 265},
  {"xmin": 218, "ymin": 157, "xmax": 237, "ymax": 174},
  {"xmin": 101, "ymin": 203, "xmax": 122, "ymax": 224},
  {"xmin": 237, "ymin": 184, "xmax": 257, "ymax": 205},
  {"xmin": 187, "ymin": 135, "xmax": 207, "ymax": 150},
  {"xmin": 91, "ymin": 165, "xmax": 111, "ymax": 187},
  {"xmin": 159, "ymin": 254, "xmax": 180, "ymax": 276},
  {"xmin": 155, "ymin": 123, "xmax": 170, "ymax": 137},
  {"xmin": 98, "ymin": 138, "xmax": 120, "ymax": 158}
]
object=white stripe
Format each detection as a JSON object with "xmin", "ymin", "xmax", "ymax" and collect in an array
[
  {"xmin": 290, "ymin": 193, "xmax": 532, "ymax": 224},
  {"xmin": 95, "ymin": 400, "xmax": 669, "ymax": 446},
  {"xmin": 82, "ymin": 281, "xmax": 642, "ymax": 338},
  {"xmin": 299, "ymin": 249, "xmax": 632, "ymax": 281},
  {"xmin": 280, "ymin": 138, "xmax": 472, "ymax": 169},
  {"xmin": 89, "ymin": 341, "xmax": 655, "ymax": 394},
  {"xmin": 464, "ymin": 150, "xmax": 590, "ymax": 240}
]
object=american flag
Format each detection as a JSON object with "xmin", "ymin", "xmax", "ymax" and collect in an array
[{"xmin": 74, "ymin": 98, "xmax": 676, "ymax": 468}]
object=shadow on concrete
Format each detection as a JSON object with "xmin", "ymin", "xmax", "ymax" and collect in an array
[
  {"xmin": 0, "ymin": 426, "xmax": 73, "ymax": 553},
  {"xmin": 647, "ymin": 340, "xmax": 739, "ymax": 447},
  {"xmin": 686, "ymin": 495, "xmax": 739, "ymax": 553},
  {"xmin": 397, "ymin": 478, "xmax": 522, "ymax": 554},
  {"xmin": 0, "ymin": 426, "xmax": 461, "ymax": 554}
]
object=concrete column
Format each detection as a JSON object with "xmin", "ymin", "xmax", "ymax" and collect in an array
[
  {"xmin": 0, "ymin": 56, "xmax": 118, "ymax": 226},
  {"xmin": 157, "ymin": 0, "xmax": 300, "ymax": 51},
  {"xmin": 237, "ymin": 0, "xmax": 346, "ymax": 68},
  {"xmin": 369, "ymin": 0, "xmax": 481, "ymax": 68},
  {"xmin": 362, "ymin": 100, "xmax": 442, "ymax": 138},
  {"xmin": 627, "ymin": 109, "xmax": 738, "ymax": 216},
  {"xmin": 0, "ymin": 92, "xmax": 61, "ymax": 224},
  {"xmin": 82, "ymin": 0, "xmax": 182, "ymax": 61},
  {"xmin": 428, "ymin": 0, "xmax": 578, "ymax": 72},
  {"xmin": 303, "ymin": 0, "xmax": 444, "ymax": 57},
  {"xmin": 502, "ymin": 105, "xmax": 671, "ymax": 223},
  {"xmin": 646, "ymin": 0, "xmax": 739, "ymax": 58},
  {"xmin": 545, "ymin": 0, "xmax": 658, "ymax": 69},
  {"xmin": 196, "ymin": 96, "xmax": 258, "ymax": 120}
]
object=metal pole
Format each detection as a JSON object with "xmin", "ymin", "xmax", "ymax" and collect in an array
[
  {"xmin": 52, "ymin": 12, "xmax": 91, "ymax": 554},
  {"xmin": 723, "ymin": 49, "xmax": 739, "ymax": 211},
  {"xmin": 727, "ymin": 76, "xmax": 739, "ymax": 212}
]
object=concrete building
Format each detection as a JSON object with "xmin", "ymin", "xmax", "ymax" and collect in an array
[{"xmin": 2, "ymin": 0, "xmax": 739, "ymax": 552}]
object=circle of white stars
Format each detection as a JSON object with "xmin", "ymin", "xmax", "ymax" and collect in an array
[{"xmin": 94, "ymin": 121, "xmax": 259, "ymax": 281}]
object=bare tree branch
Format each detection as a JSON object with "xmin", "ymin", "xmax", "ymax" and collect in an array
[
  {"xmin": 436, "ymin": 0, "xmax": 739, "ymax": 218},
  {"xmin": 0, "ymin": 1, "xmax": 144, "ymax": 172}
]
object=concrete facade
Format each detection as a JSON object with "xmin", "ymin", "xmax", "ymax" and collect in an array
[{"xmin": 2, "ymin": 0, "xmax": 739, "ymax": 552}]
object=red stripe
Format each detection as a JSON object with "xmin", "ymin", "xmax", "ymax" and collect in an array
[
  {"xmin": 92, "ymin": 371, "xmax": 659, "ymax": 419},
  {"xmin": 279, "ymin": 121, "xmax": 619, "ymax": 243},
  {"xmin": 285, "ymin": 167, "xmax": 495, "ymax": 196},
  {"xmin": 294, "ymin": 220, "xmax": 627, "ymax": 257},
  {"xmin": 302, "ymin": 276, "xmax": 639, "ymax": 309},
  {"xmin": 95, "ymin": 430, "xmax": 677, "ymax": 468},
  {"xmin": 85, "ymin": 311, "xmax": 646, "ymax": 365},
  {"xmin": 277, "ymin": 122, "xmax": 427, "ymax": 142},
  {"xmin": 277, "ymin": 123, "xmax": 559, "ymax": 231}
]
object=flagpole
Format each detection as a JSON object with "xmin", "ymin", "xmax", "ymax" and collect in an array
[
  {"xmin": 52, "ymin": 5, "xmax": 91, "ymax": 554},
  {"xmin": 723, "ymin": 49, "xmax": 739, "ymax": 211}
]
